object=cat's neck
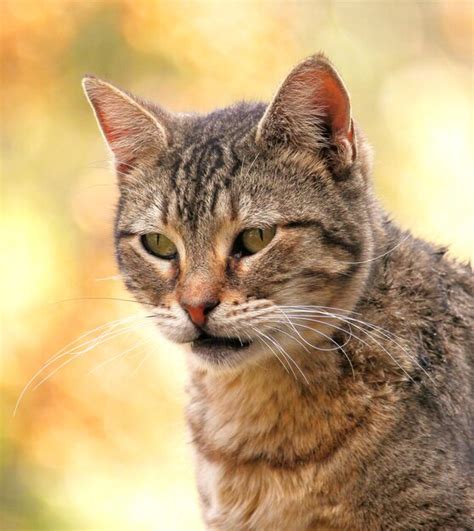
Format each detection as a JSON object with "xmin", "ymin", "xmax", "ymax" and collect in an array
[{"xmin": 185, "ymin": 345, "xmax": 398, "ymax": 478}]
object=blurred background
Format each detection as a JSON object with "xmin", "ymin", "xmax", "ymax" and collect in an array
[{"xmin": 1, "ymin": 1, "xmax": 472, "ymax": 529}]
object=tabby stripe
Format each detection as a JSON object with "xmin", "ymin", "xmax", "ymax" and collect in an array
[
  {"xmin": 189, "ymin": 408, "xmax": 368, "ymax": 471},
  {"xmin": 210, "ymin": 185, "xmax": 220, "ymax": 214},
  {"xmin": 161, "ymin": 196, "xmax": 169, "ymax": 226},
  {"xmin": 116, "ymin": 230, "xmax": 136, "ymax": 239},
  {"xmin": 286, "ymin": 220, "xmax": 361, "ymax": 258}
]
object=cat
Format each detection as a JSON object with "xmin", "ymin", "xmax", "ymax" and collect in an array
[{"xmin": 83, "ymin": 54, "xmax": 473, "ymax": 530}]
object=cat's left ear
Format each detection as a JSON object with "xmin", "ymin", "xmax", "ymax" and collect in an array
[
  {"xmin": 256, "ymin": 54, "xmax": 356, "ymax": 165},
  {"xmin": 82, "ymin": 76, "xmax": 169, "ymax": 177}
]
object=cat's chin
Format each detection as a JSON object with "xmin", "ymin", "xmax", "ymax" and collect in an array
[{"xmin": 189, "ymin": 332, "xmax": 253, "ymax": 366}]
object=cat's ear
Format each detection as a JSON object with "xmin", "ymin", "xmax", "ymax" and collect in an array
[
  {"xmin": 256, "ymin": 54, "xmax": 356, "ymax": 164},
  {"xmin": 82, "ymin": 75, "xmax": 168, "ymax": 176}
]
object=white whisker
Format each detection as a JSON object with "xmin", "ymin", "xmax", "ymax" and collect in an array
[
  {"xmin": 271, "ymin": 315, "xmax": 355, "ymax": 379},
  {"xmin": 13, "ymin": 314, "xmax": 147, "ymax": 416},
  {"xmin": 330, "ymin": 233, "xmax": 411, "ymax": 265},
  {"xmin": 128, "ymin": 338, "xmax": 157, "ymax": 376},
  {"xmin": 29, "ymin": 322, "xmax": 150, "ymax": 394},
  {"xmin": 88, "ymin": 334, "xmax": 153, "ymax": 374},
  {"xmin": 251, "ymin": 327, "xmax": 292, "ymax": 377},
  {"xmin": 282, "ymin": 312, "xmax": 415, "ymax": 383},
  {"xmin": 255, "ymin": 327, "xmax": 309, "ymax": 384},
  {"xmin": 281, "ymin": 305, "xmax": 433, "ymax": 382}
]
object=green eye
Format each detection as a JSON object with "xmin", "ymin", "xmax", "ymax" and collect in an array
[
  {"xmin": 238, "ymin": 226, "xmax": 277, "ymax": 256},
  {"xmin": 141, "ymin": 233, "xmax": 177, "ymax": 259}
]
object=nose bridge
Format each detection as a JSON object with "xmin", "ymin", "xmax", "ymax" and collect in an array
[
  {"xmin": 177, "ymin": 231, "xmax": 228, "ymax": 327},
  {"xmin": 178, "ymin": 234, "xmax": 224, "ymax": 305},
  {"xmin": 178, "ymin": 269, "xmax": 220, "ymax": 306}
]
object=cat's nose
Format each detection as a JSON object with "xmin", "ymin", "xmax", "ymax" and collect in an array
[{"xmin": 182, "ymin": 300, "xmax": 219, "ymax": 327}]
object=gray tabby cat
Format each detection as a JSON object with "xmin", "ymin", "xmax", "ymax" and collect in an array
[{"xmin": 83, "ymin": 54, "xmax": 473, "ymax": 530}]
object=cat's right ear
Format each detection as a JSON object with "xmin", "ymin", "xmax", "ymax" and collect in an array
[
  {"xmin": 82, "ymin": 76, "xmax": 168, "ymax": 177},
  {"xmin": 256, "ymin": 54, "xmax": 356, "ymax": 166}
]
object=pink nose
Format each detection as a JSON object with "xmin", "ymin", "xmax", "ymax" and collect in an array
[{"xmin": 182, "ymin": 300, "xmax": 219, "ymax": 327}]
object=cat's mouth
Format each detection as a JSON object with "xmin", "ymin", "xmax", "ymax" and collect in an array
[{"xmin": 191, "ymin": 331, "xmax": 252, "ymax": 359}]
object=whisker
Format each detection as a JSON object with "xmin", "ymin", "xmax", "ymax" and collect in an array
[
  {"xmin": 275, "ymin": 309, "xmax": 351, "ymax": 352},
  {"xmin": 29, "ymin": 322, "xmax": 150, "ymax": 394},
  {"xmin": 45, "ymin": 316, "xmax": 145, "ymax": 370},
  {"xmin": 127, "ymin": 336, "xmax": 158, "ymax": 376},
  {"xmin": 13, "ymin": 314, "xmax": 147, "ymax": 416},
  {"xmin": 251, "ymin": 327, "xmax": 292, "ymax": 378},
  {"xmin": 281, "ymin": 306, "xmax": 433, "ymax": 382},
  {"xmin": 243, "ymin": 153, "xmax": 260, "ymax": 180},
  {"xmin": 226, "ymin": 326, "xmax": 271, "ymax": 371},
  {"xmin": 280, "ymin": 306, "xmax": 397, "ymax": 340},
  {"xmin": 113, "ymin": 159, "xmax": 147, "ymax": 174},
  {"xmin": 85, "ymin": 158, "xmax": 148, "ymax": 182},
  {"xmin": 263, "ymin": 324, "xmax": 320, "ymax": 382},
  {"xmin": 282, "ymin": 313, "xmax": 415, "ymax": 383},
  {"xmin": 88, "ymin": 334, "xmax": 153, "ymax": 374},
  {"xmin": 129, "ymin": 350, "xmax": 153, "ymax": 376},
  {"xmin": 14, "ymin": 315, "xmax": 140, "ymax": 413},
  {"xmin": 269, "ymin": 319, "xmax": 340, "ymax": 352},
  {"xmin": 340, "ymin": 233, "xmax": 411, "ymax": 265},
  {"xmin": 280, "ymin": 304, "xmax": 360, "ymax": 315},
  {"xmin": 258, "ymin": 330, "xmax": 300, "ymax": 381},
  {"xmin": 270, "ymin": 316, "xmax": 355, "ymax": 379},
  {"xmin": 255, "ymin": 328, "xmax": 309, "ymax": 384},
  {"xmin": 268, "ymin": 325, "xmax": 312, "ymax": 354}
]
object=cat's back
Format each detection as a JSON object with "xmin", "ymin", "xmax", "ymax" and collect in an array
[
  {"xmin": 368, "ymin": 226, "xmax": 473, "ymax": 362},
  {"xmin": 356, "ymin": 232, "xmax": 473, "ymax": 528}
]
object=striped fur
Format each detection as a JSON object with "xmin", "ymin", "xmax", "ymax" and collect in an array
[{"xmin": 83, "ymin": 55, "xmax": 473, "ymax": 529}]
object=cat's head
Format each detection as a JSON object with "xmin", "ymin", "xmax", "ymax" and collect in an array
[{"xmin": 83, "ymin": 54, "xmax": 375, "ymax": 370}]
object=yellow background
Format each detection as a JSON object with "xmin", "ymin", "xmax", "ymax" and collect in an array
[{"xmin": 1, "ymin": 1, "xmax": 472, "ymax": 529}]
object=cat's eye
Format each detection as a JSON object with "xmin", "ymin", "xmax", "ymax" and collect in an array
[
  {"xmin": 233, "ymin": 226, "xmax": 277, "ymax": 257},
  {"xmin": 141, "ymin": 233, "xmax": 177, "ymax": 259}
]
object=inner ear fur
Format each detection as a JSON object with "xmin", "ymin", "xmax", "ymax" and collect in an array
[{"xmin": 257, "ymin": 54, "xmax": 357, "ymax": 165}]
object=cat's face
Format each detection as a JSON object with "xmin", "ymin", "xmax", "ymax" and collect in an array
[{"xmin": 84, "ymin": 55, "xmax": 374, "ymax": 368}]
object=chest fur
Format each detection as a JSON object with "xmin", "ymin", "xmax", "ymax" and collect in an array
[
  {"xmin": 186, "ymin": 360, "xmax": 396, "ymax": 530},
  {"xmin": 196, "ymin": 456, "xmax": 354, "ymax": 530}
]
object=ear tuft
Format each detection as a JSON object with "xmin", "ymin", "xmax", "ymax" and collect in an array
[
  {"xmin": 82, "ymin": 76, "xmax": 168, "ymax": 177},
  {"xmin": 257, "ymin": 54, "xmax": 356, "ymax": 164}
]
